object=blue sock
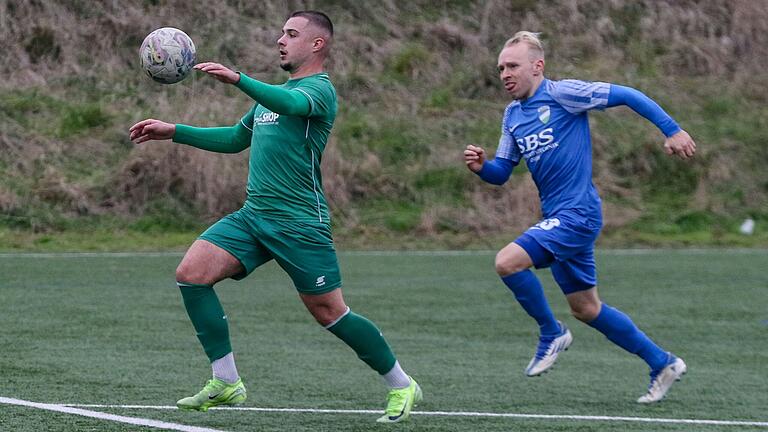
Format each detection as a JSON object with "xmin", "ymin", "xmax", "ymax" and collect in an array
[
  {"xmin": 502, "ymin": 270, "xmax": 561, "ymax": 337},
  {"xmin": 587, "ymin": 304, "xmax": 669, "ymax": 371}
]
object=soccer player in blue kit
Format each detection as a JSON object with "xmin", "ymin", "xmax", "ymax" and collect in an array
[{"xmin": 464, "ymin": 32, "xmax": 696, "ymax": 403}]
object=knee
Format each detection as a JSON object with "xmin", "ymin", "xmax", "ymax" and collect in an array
[
  {"xmin": 570, "ymin": 302, "xmax": 601, "ymax": 322},
  {"xmin": 176, "ymin": 262, "xmax": 208, "ymax": 285},
  {"xmin": 495, "ymin": 252, "xmax": 528, "ymax": 276},
  {"xmin": 312, "ymin": 306, "xmax": 344, "ymax": 327}
]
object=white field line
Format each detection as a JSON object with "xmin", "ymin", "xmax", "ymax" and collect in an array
[
  {"xmin": 65, "ymin": 404, "xmax": 768, "ymax": 428},
  {"xmin": 0, "ymin": 249, "xmax": 764, "ymax": 258},
  {"xmin": 0, "ymin": 397, "xmax": 227, "ymax": 432}
]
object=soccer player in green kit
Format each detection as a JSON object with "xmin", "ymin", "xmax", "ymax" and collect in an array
[{"xmin": 129, "ymin": 11, "xmax": 421, "ymax": 423}]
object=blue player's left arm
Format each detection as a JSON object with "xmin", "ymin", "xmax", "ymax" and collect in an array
[{"xmin": 608, "ymin": 84, "xmax": 697, "ymax": 159}]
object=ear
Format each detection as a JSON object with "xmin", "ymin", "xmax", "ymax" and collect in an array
[
  {"xmin": 312, "ymin": 37, "xmax": 326, "ymax": 53},
  {"xmin": 532, "ymin": 58, "xmax": 545, "ymax": 76}
]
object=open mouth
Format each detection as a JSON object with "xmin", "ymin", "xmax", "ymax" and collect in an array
[{"xmin": 505, "ymin": 82, "xmax": 517, "ymax": 92}]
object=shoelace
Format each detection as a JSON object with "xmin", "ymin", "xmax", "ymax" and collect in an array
[
  {"xmin": 646, "ymin": 369, "xmax": 662, "ymax": 391},
  {"xmin": 385, "ymin": 389, "xmax": 407, "ymax": 414},
  {"xmin": 534, "ymin": 336, "xmax": 556, "ymax": 359}
]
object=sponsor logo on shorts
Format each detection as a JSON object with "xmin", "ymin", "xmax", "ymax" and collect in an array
[{"xmin": 315, "ymin": 276, "xmax": 326, "ymax": 287}]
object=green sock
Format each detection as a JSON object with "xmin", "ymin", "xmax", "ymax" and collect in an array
[
  {"xmin": 327, "ymin": 310, "xmax": 396, "ymax": 374},
  {"xmin": 177, "ymin": 282, "xmax": 232, "ymax": 362}
]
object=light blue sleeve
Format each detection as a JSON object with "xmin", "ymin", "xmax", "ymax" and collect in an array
[
  {"xmin": 495, "ymin": 103, "xmax": 522, "ymax": 163},
  {"xmin": 550, "ymin": 79, "xmax": 611, "ymax": 114},
  {"xmin": 607, "ymin": 84, "xmax": 681, "ymax": 137},
  {"xmin": 477, "ymin": 158, "xmax": 514, "ymax": 185}
]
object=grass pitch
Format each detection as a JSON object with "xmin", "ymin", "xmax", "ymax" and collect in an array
[{"xmin": 1, "ymin": 250, "xmax": 766, "ymax": 431}]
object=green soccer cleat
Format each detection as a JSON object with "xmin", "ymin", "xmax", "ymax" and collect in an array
[
  {"xmin": 376, "ymin": 377, "xmax": 423, "ymax": 423},
  {"xmin": 176, "ymin": 378, "xmax": 247, "ymax": 412}
]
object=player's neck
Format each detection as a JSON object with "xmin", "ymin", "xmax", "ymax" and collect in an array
[
  {"xmin": 289, "ymin": 58, "xmax": 325, "ymax": 79},
  {"xmin": 524, "ymin": 75, "xmax": 545, "ymax": 99}
]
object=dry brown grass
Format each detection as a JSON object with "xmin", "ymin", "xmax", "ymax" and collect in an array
[
  {"xmin": 1, "ymin": 0, "xmax": 766, "ymax": 236},
  {"xmin": 0, "ymin": 185, "xmax": 20, "ymax": 213}
]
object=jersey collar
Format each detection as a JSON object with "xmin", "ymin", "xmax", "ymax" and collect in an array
[{"xmin": 519, "ymin": 78, "xmax": 549, "ymax": 107}]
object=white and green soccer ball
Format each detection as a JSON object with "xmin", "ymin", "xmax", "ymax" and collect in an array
[{"xmin": 140, "ymin": 27, "xmax": 196, "ymax": 84}]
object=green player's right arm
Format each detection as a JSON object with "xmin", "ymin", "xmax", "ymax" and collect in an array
[{"xmin": 172, "ymin": 121, "xmax": 252, "ymax": 154}]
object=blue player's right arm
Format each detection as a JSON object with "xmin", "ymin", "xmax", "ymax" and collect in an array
[
  {"xmin": 477, "ymin": 157, "xmax": 515, "ymax": 185},
  {"xmin": 464, "ymin": 142, "xmax": 517, "ymax": 185},
  {"xmin": 466, "ymin": 105, "xmax": 521, "ymax": 184}
]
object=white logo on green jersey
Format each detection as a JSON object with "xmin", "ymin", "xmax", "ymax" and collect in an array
[{"xmin": 254, "ymin": 111, "xmax": 280, "ymax": 125}]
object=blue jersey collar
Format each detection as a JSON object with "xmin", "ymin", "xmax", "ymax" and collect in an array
[{"xmin": 520, "ymin": 78, "xmax": 549, "ymax": 106}]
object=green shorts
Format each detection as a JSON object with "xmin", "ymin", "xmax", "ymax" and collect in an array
[{"xmin": 199, "ymin": 206, "xmax": 342, "ymax": 294}]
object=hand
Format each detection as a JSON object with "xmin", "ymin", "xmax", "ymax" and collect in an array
[
  {"xmin": 129, "ymin": 119, "xmax": 175, "ymax": 144},
  {"xmin": 193, "ymin": 62, "xmax": 241, "ymax": 84},
  {"xmin": 664, "ymin": 130, "xmax": 696, "ymax": 160},
  {"xmin": 464, "ymin": 144, "xmax": 486, "ymax": 173}
]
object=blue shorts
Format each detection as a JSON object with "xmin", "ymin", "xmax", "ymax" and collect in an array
[{"xmin": 513, "ymin": 209, "xmax": 602, "ymax": 294}]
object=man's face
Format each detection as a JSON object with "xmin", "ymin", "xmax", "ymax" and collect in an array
[
  {"xmin": 277, "ymin": 17, "xmax": 317, "ymax": 72},
  {"xmin": 497, "ymin": 44, "xmax": 542, "ymax": 100}
]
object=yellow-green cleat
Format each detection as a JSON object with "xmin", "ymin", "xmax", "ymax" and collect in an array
[
  {"xmin": 376, "ymin": 377, "xmax": 423, "ymax": 423},
  {"xmin": 176, "ymin": 378, "xmax": 247, "ymax": 412}
]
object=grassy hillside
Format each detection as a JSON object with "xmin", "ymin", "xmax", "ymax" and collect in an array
[{"xmin": 1, "ymin": 0, "xmax": 767, "ymax": 249}]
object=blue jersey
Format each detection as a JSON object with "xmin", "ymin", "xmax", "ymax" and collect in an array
[{"xmin": 496, "ymin": 79, "xmax": 610, "ymax": 218}]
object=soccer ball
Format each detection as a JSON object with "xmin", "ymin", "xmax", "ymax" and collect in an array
[{"xmin": 140, "ymin": 27, "xmax": 196, "ymax": 84}]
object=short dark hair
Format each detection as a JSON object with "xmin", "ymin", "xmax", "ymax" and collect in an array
[{"xmin": 290, "ymin": 10, "xmax": 333, "ymax": 37}]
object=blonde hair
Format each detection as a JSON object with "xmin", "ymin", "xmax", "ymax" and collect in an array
[{"xmin": 503, "ymin": 31, "xmax": 545, "ymax": 59}]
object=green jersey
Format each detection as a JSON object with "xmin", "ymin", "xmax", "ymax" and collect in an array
[
  {"xmin": 172, "ymin": 72, "xmax": 337, "ymax": 222},
  {"xmin": 239, "ymin": 73, "xmax": 337, "ymax": 222}
]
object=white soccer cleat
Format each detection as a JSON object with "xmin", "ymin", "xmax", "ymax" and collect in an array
[
  {"xmin": 637, "ymin": 356, "xmax": 687, "ymax": 403},
  {"xmin": 525, "ymin": 323, "xmax": 573, "ymax": 377}
]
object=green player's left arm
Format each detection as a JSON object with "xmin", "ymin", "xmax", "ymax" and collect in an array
[
  {"xmin": 607, "ymin": 84, "xmax": 696, "ymax": 159},
  {"xmin": 194, "ymin": 62, "xmax": 310, "ymax": 117},
  {"xmin": 234, "ymin": 73, "xmax": 311, "ymax": 116}
]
